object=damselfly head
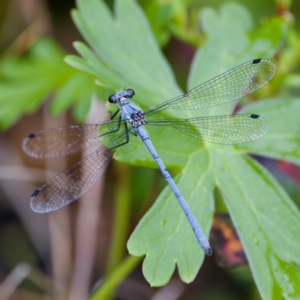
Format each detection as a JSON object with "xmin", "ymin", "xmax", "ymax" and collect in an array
[{"xmin": 108, "ymin": 89, "xmax": 135, "ymax": 104}]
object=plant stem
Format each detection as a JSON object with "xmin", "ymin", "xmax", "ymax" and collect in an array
[{"xmin": 89, "ymin": 255, "xmax": 142, "ymax": 300}]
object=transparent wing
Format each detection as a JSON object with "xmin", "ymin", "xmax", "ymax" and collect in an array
[
  {"xmin": 145, "ymin": 59, "xmax": 276, "ymax": 115},
  {"xmin": 147, "ymin": 114, "xmax": 269, "ymax": 144},
  {"xmin": 22, "ymin": 120, "xmax": 120, "ymax": 158},
  {"xmin": 30, "ymin": 131, "xmax": 127, "ymax": 213}
]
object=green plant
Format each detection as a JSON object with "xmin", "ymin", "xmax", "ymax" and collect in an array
[{"xmin": 2, "ymin": 0, "xmax": 300, "ymax": 299}]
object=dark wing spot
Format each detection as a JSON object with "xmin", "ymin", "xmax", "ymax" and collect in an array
[
  {"xmin": 250, "ymin": 114, "xmax": 259, "ymax": 119},
  {"xmin": 27, "ymin": 133, "xmax": 36, "ymax": 138},
  {"xmin": 31, "ymin": 189, "xmax": 40, "ymax": 197},
  {"xmin": 252, "ymin": 58, "xmax": 261, "ymax": 64}
]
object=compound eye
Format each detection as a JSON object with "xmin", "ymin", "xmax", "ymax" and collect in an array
[
  {"xmin": 127, "ymin": 89, "xmax": 135, "ymax": 98},
  {"xmin": 108, "ymin": 95, "xmax": 115, "ymax": 103}
]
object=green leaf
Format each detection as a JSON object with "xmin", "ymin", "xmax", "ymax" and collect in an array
[
  {"xmin": 0, "ymin": 38, "xmax": 101, "ymax": 130},
  {"xmin": 65, "ymin": 42, "xmax": 123, "ymax": 89},
  {"xmin": 189, "ymin": 3, "xmax": 285, "ymax": 116},
  {"xmin": 141, "ymin": 0, "xmax": 185, "ymax": 47},
  {"xmin": 70, "ymin": 0, "xmax": 299, "ymax": 297},
  {"xmin": 71, "ymin": 0, "xmax": 181, "ymax": 106},
  {"xmin": 50, "ymin": 72, "xmax": 101, "ymax": 122},
  {"xmin": 238, "ymin": 98, "xmax": 300, "ymax": 164},
  {"xmin": 128, "ymin": 147, "xmax": 215, "ymax": 285},
  {"xmin": 211, "ymin": 151, "xmax": 300, "ymax": 300},
  {"xmin": 50, "ymin": 73, "xmax": 85, "ymax": 115},
  {"xmin": 73, "ymin": 92, "xmax": 92, "ymax": 121}
]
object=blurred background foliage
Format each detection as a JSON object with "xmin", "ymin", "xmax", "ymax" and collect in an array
[{"xmin": 0, "ymin": 0, "xmax": 300, "ymax": 299}]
